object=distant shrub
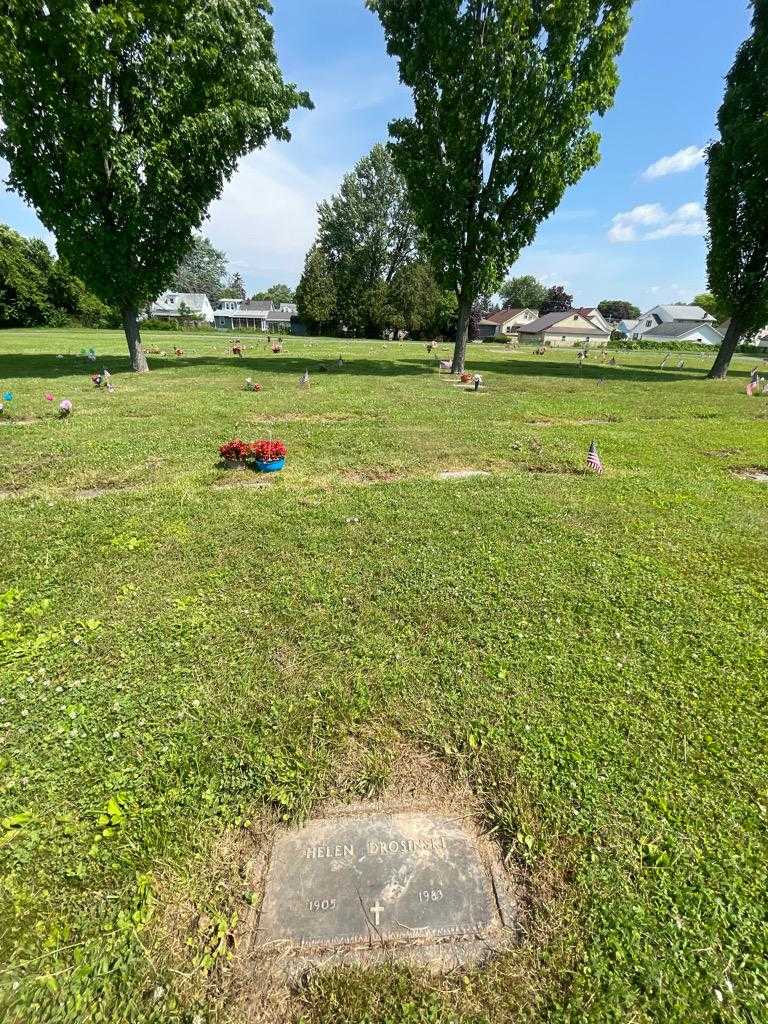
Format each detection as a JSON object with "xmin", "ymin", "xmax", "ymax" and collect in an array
[
  {"xmin": 609, "ymin": 339, "xmax": 719, "ymax": 353},
  {"xmin": 140, "ymin": 318, "xmax": 210, "ymax": 332}
]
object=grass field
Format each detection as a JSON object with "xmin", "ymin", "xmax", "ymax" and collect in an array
[{"xmin": 1, "ymin": 328, "xmax": 766, "ymax": 1024}]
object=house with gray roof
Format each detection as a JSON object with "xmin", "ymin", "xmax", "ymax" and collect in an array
[
  {"xmin": 518, "ymin": 310, "xmax": 610, "ymax": 347},
  {"xmin": 640, "ymin": 321, "xmax": 724, "ymax": 345},
  {"xmin": 213, "ymin": 298, "xmax": 295, "ymax": 332},
  {"xmin": 632, "ymin": 304, "xmax": 716, "ymax": 340}
]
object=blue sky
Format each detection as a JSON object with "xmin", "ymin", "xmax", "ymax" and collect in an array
[{"xmin": 0, "ymin": 0, "xmax": 752, "ymax": 310}]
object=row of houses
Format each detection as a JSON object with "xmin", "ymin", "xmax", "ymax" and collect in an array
[
  {"xmin": 147, "ymin": 292, "xmax": 298, "ymax": 332},
  {"xmin": 479, "ymin": 306, "xmax": 614, "ymax": 346},
  {"xmin": 481, "ymin": 303, "xmax": 768, "ymax": 348}
]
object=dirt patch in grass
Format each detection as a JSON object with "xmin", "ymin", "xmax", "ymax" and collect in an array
[
  {"xmin": 0, "ymin": 414, "xmax": 41, "ymax": 426},
  {"xmin": 0, "ymin": 486, "xmax": 28, "ymax": 499},
  {"xmin": 436, "ymin": 469, "xmax": 492, "ymax": 480},
  {"xmin": 526, "ymin": 417, "xmax": 619, "ymax": 427},
  {"xmin": 733, "ymin": 466, "xmax": 768, "ymax": 483},
  {"xmin": 149, "ymin": 738, "xmax": 551, "ymax": 1024},
  {"xmin": 72, "ymin": 481, "xmax": 138, "ymax": 499},
  {"xmin": 341, "ymin": 468, "xmax": 409, "ymax": 486},
  {"xmin": 705, "ymin": 449, "xmax": 740, "ymax": 458},
  {"xmin": 212, "ymin": 473, "xmax": 276, "ymax": 491},
  {"xmin": 248, "ymin": 413, "xmax": 376, "ymax": 425}
]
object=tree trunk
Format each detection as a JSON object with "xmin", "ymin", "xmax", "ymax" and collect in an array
[
  {"xmin": 707, "ymin": 318, "xmax": 742, "ymax": 379},
  {"xmin": 122, "ymin": 306, "xmax": 149, "ymax": 372},
  {"xmin": 452, "ymin": 294, "xmax": 473, "ymax": 374}
]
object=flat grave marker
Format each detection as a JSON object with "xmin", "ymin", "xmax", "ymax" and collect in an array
[{"xmin": 256, "ymin": 811, "xmax": 503, "ymax": 951}]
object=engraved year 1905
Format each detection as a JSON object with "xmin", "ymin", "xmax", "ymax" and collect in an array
[{"xmin": 307, "ymin": 898, "xmax": 337, "ymax": 912}]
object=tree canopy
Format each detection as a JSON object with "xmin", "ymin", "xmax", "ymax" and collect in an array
[
  {"xmin": 598, "ymin": 299, "xmax": 640, "ymax": 321},
  {"xmin": 0, "ymin": 1, "xmax": 310, "ymax": 369},
  {"xmin": 705, "ymin": 0, "xmax": 768, "ymax": 378},
  {"xmin": 169, "ymin": 236, "xmax": 228, "ymax": 302},
  {"xmin": 367, "ymin": 0, "xmax": 633, "ymax": 371},
  {"xmin": 499, "ymin": 275, "xmax": 547, "ymax": 311},
  {"xmin": 252, "ymin": 284, "xmax": 295, "ymax": 307},
  {"xmin": 298, "ymin": 144, "xmax": 454, "ymax": 338},
  {"xmin": 0, "ymin": 224, "xmax": 115, "ymax": 328},
  {"xmin": 540, "ymin": 286, "xmax": 574, "ymax": 316}
]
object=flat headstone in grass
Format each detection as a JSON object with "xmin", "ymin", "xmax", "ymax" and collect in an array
[{"xmin": 256, "ymin": 812, "xmax": 503, "ymax": 955}]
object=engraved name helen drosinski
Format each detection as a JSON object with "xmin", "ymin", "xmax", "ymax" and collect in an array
[{"xmin": 256, "ymin": 812, "xmax": 498, "ymax": 948}]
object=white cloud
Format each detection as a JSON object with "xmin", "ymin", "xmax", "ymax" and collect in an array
[
  {"xmin": 205, "ymin": 143, "xmax": 340, "ymax": 290},
  {"xmin": 608, "ymin": 202, "xmax": 706, "ymax": 243},
  {"xmin": 641, "ymin": 145, "xmax": 706, "ymax": 180}
]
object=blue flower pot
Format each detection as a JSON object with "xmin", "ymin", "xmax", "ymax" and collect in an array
[{"xmin": 254, "ymin": 457, "xmax": 285, "ymax": 473}]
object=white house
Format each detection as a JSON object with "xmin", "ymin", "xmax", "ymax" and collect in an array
[
  {"xmin": 478, "ymin": 307, "xmax": 539, "ymax": 340},
  {"xmin": 518, "ymin": 310, "xmax": 610, "ymax": 347},
  {"xmin": 149, "ymin": 292, "xmax": 215, "ymax": 323},
  {"xmin": 575, "ymin": 307, "xmax": 613, "ymax": 334},
  {"xmin": 640, "ymin": 321, "xmax": 724, "ymax": 345},
  {"xmin": 213, "ymin": 298, "xmax": 294, "ymax": 331},
  {"xmin": 632, "ymin": 305, "xmax": 715, "ymax": 340}
]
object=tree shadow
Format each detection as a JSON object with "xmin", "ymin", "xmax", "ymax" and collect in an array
[
  {"xmin": 398, "ymin": 354, "xmax": 745, "ymax": 384},
  {"xmin": 0, "ymin": 349, "xmax": 754, "ymax": 384},
  {"xmin": 0, "ymin": 352, "xmax": 430, "ymax": 380}
]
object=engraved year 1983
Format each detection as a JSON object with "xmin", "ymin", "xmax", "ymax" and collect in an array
[{"xmin": 418, "ymin": 889, "xmax": 444, "ymax": 903}]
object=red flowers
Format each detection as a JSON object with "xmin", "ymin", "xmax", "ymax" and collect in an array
[
  {"xmin": 218, "ymin": 439, "xmax": 251, "ymax": 463},
  {"xmin": 218, "ymin": 439, "xmax": 287, "ymax": 464},
  {"xmin": 250, "ymin": 440, "xmax": 287, "ymax": 463},
  {"xmin": 460, "ymin": 371, "xmax": 473, "ymax": 383}
]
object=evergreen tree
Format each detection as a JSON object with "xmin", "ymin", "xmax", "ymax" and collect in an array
[{"xmin": 296, "ymin": 245, "xmax": 336, "ymax": 333}]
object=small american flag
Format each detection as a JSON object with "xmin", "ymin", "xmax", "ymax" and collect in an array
[{"xmin": 587, "ymin": 440, "xmax": 604, "ymax": 474}]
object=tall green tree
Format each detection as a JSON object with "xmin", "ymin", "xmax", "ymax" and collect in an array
[
  {"xmin": 169, "ymin": 236, "xmax": 229, "ymax": 302},
  {"xmin": 499, "ymin": 275, "xmax": 547, "ymax": 311},
  {"xmin": 252, "ymin": 283, "xmax": 295, "ymax": 307},
  {"xmin": 317, "ymin": 143, "xmax": 420, "ymax": 330},
  {"xmin": 691, "ymin": 293, "xmax": 727, "ymax": 323},
  {"xmin": 540, "ymin": 285, "xmax": 574, "ymax": 316},
  {"xmin": 367, "ymin": 0, "xmax": 633, "ymax": 372},
  {"xmin": 598, "ymin": 299, "xmax": 640, "ymax": 322},
  {"xmin": 0, "ymin": 2, "xmax": 310, "ymax": 370},
  {"xmin": 295, "ymin": 245, "xmax": 336, "ymax": 333},
  {"xmin": 706, "ymin": 1, "xmax": 768, "ymax": 378}
]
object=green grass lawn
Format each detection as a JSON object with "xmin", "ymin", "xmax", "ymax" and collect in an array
[{"xmin": 1, "ymin": 328, "xmax": 766, "ymax": 1024}]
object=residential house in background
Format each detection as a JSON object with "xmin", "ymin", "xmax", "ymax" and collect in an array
[
  {"xmin": 575, "ymin": 307, "xmax": 613, "ymax": 334},
  {"xmin": 478, "ymin": 307, "xmax": 539, "ymax": 340},
  {"xmin": 518, "ymin": 310, "xmax": 610, "ymax": 347},
  {"xmin": 148, "ymin": 292, "xmax": 215, "ymax": 323},
  {"xmin": 632, "ymin": 305, "xmax": 715, "ymax": 340},
  {"xmin": 213, "ymin": 298, "xmax": 295, "ymax": 331},
  {"xmin": 617, "ymin": 318, "xmax": 639, "ymax": 336},
  {"xmin": 639, "ymin": 321, "xmax": 724, "ymax": 345}
]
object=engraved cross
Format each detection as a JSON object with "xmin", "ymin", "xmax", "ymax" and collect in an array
[{"xmin": 369, "ymin": 902, "xmax": 384, "ymax": 927}]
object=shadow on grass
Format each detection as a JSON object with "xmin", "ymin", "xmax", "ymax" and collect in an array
[{"xmin": 0, "ymin": 350, "xmax": 751, "ymax": 385}]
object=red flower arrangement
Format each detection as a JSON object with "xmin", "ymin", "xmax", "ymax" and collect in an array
[
  {"xmin": 250, "ymin": 439, "xmax": 287, "ymax": 463},
  {"xmin": 460, "ymin": 371, "xmax": 473, "ymax": 383},
  {"xmin": 219, "ymin": 439, "xmax": 251, "ymax": 464}
]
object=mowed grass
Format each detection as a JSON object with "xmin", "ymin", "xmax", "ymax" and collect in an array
[{"xmin": 0, "ymin": 328, "xmax": 766, "ymax": 1024}]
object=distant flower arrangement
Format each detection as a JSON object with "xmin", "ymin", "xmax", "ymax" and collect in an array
[
  {"xmin": 219, "ymin": 439, "xmax": 251, "ymax": 464},
  {"xmin": 460, "ymin": 372, "xmax": 473, "ymax": 383},
  {"xmin": 218, "ymin": 438, "xmax": 287, "ymax": 472},
  {"xmin": 244, "ymin": 378, "xmax": 262, "ymax": 392},
  {"xmin": 250, "ymin": 440, "xmax": 286, "ymax": 463},
  {"xmin": 59, "ymin": 399, "xmax": 73, "ymax": 418}
]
